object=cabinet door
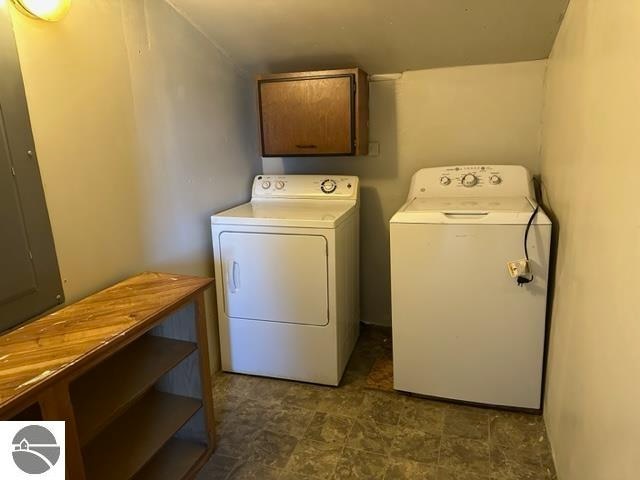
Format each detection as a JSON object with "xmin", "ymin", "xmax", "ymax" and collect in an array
[{"xmin": 259, "ymin": 75, "xmax": 354, "ymax": 156}]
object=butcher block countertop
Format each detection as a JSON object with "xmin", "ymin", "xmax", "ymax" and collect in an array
[{"xmin": 0, "ymin": 272, "xmax": 213, "ymax": 415}]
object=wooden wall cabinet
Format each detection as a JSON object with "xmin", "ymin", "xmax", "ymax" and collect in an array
[{"xmin": 257, "ymin": 68, "xmax": 369, "ymax": 157}]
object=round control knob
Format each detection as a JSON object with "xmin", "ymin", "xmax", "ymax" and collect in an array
[
  {"xmin": 440, "ymin": 176, "xmax": 451, "ymax": 186},
  {"xmin": 275, "ymin": 181, "xmax": 285, "ymax": 190},
  {"xmin": 461, "ymin": 174, "xmax": 478, "ymax": 188},
  {"xmin": 261, "ymin": 180, "xmax": 271, "ymax": 189},
  {"xmin": 320, "ymin": 179, "xmax": 337, "ymax": 194},
  {"xmin": 489, "ymin": 175, "xmax": 502, "ymax": 185}
]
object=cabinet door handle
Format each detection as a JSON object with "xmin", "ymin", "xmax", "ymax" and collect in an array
[
  {"xmin": 232, "ymin": 261, "xmax": 240, "ymax": 291},
  {"xmin": 228, "ymin": 261, "xmax": 240, "ymax": 293},
  {"xmin": 295, "ymin": 144, "xmax": 317, "ymax": 149}
]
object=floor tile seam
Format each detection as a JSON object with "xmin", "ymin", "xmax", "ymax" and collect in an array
[
  {"xmin": 342, "ymin": 411, "xmax": 361, "ymax": 445},
  {"xmin": 487, "ymin": 412, "xmax": 496, "ymax": 476},
  {"xmin": 296, "ymin": 409, "xmax": 318, "ymax": 436},
  {"xmin": 304, "ymin": 412, "xmax": 355, "ymax": 445},
  {"xmin": 357, "ymin": 413, "xmax": 401, "ymax": 428},
  {"xmin": 387, "ymin": 448, "xmax": 441, "ymax": 468},
  {"xmin": 209, "ymin": 457, "xmax": 237, "ymax": 480},
  {"xmin": 435, "ymin": 409, "xmax": 445, "ymax": 470},
  {"xmin": 487, "ymin": 436, "xmax": 537, "ymax": 480},
  {"xmin": 350, "ymin": 448, "xmax": 427, "ymax": 480},
  {"xmin": 278, "ymin": 467, "xmax": 323, "ymax": 480},
  {"xmin": 282, "ymin": 442, "xmax": 346, "ymax": 479},
  {"xmin": 327, "ymin": 444, "xmax": 347, "ymax": 479},
  {"xmin": 343, "ymin": 443, "xmax": 391, "ymax": 460}
]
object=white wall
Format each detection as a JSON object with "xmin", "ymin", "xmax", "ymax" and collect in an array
[
  {"xmin": 541, "ymin": 1, "xmax": 640, "ymax": 479},
  {"xmin": 264, "ymin": 60, "xmax": 547, "ymax": 325},
  {"xmin": 9, "ymin": 0, "xmax": 259, "ymax": 367}
]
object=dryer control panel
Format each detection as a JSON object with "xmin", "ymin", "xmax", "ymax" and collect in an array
[
  {"xmin": 407, "ymin": 165, "xmax": 534, "ymax": 199},
  {"xmin": 252, "ymin": 175, "xmax": 359, "ymax": 200}
]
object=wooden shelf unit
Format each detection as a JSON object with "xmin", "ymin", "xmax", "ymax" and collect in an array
[
  {"xmin": 132, "ymin": 438, "xmax": 208, "ymax": 480},
  {"xmin": 0, "ymin": 272, "xmax": 215, "ymax": 480},
  {"xmin": 72, "ymin": 335, "xmax": 197, "ymax": 445},
  {"xmin": 83, "ymin": 390, "xmax": 202, "ymax": 480}
]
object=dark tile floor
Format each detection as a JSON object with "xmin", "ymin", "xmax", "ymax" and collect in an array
[{"xmin": 197, "ymin": 326, "xmax": 557, "ymax": 480}]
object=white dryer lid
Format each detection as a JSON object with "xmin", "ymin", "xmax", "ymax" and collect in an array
[
  {"xmin": 391, "ymin": 196, "xmax": 551, "ymax": 225},
  {"xmin": 211, "ymin": 199, "xmax": 357, "ymax": 228}
]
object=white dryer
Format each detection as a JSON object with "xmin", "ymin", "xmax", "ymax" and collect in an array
[
  {"xmin": 211, "ymin": 175, "xmax": 359, "ymax": 386},
  {"xmin": 390, "ymin": 165, "xmax": 551, "ymax": 409}
]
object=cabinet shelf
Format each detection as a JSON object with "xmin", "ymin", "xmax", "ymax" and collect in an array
[
  {"xmin": 83, "ymin": 389, "xmax": 201, "ymax": 480},
  {"xmin": 132, "ymin": 438, "xmax": 208, "ymax": 480},
  {"xmin": 72, "ymin": 335, "xmax": 197, "ymax": 445}
]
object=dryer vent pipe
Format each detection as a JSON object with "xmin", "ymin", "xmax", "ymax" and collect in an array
[{"xmin": 368, "ymin": 73, "xmax": 403, "ymax": 82}]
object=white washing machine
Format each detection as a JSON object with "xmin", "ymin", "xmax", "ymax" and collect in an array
[
  {"xmin": 211, "ymin": 175, "xmax": 360, "ymax": 386},
  {"xmin": 390, "ymin": 165, "xmax": 551, "ymax": 409}
]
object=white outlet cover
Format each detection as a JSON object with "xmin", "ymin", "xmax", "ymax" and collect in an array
[
  {"xmin": 507, "ymin": 259, "xmax": 529, "ymax": 277},
  {"xmin": 368, "ymin": 142, "xmax": 380, "ymax": 156}
]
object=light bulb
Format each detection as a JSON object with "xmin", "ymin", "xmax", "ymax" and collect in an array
[{"xmin": 13, "ymin": 0, "xmax": 71, "ymax": 22}]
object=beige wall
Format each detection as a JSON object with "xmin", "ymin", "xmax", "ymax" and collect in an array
[
  {"xmin": 540, "ymin": 1, "xmax": 640, "ymax": 479},
  {"xmin": 264, "ymin": 61, "xmax": 547, "ymax": 325},
  {"xmin": 9, "ymin": 0, "xmax": 259, "ymax": 367},
  {"xmin": 10, "ymin": 0, "xmax": 143, "ymax": 301}
]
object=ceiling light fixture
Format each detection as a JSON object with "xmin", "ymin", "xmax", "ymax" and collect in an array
[{"xmin": 12, "ymin": 0, "xmax": 71, "ymax": 22}]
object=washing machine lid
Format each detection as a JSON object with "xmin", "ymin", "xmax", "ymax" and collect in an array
[
  {"xmin": 391, "ymin": 196, "xmax": 551, "ymax": 225},
  {"xmin": 212, "ymin": 199, "xmax": 357, "ymax": 228}
]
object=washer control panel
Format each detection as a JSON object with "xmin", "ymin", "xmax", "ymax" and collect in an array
[
  {"xmin": 460, "ymin": 173, "xmax": 479, "ymax": 188},
  {"xmin": 409, "ymin": 165, "xmax": 533, "ymax": 199},
  {"xmin": 320, "ymin": 179, "xmax": 337, "ymax": 194},
  {"xmin": 253, "ymin": 175, "xmax": 359, "ymax": 200},
  {"xmin": 436, "ymin": 166, "xmax": 504, "ymax": 189}
]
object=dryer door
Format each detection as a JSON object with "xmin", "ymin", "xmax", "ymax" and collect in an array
[{"xmin": 219, "ymin": 232, "xmax": 329, "ymax": 326}]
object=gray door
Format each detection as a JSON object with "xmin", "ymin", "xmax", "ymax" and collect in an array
[{"xmin": 0, "ymin": 8, "xmax": 63, "ymax": 332}]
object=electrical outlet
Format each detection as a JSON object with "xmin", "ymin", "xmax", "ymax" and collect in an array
[
  {"xmin": 507, "ymin": 259, "xmax": 530, "ymax": 278},
  {"xmin": 368, "ymin": 142, "xmax": 380, "ymax": 156}
]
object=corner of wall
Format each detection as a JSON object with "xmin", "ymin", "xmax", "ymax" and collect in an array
[{"xmin": 163, "ymin": 0, "xmax": 249, "ymax": 78}]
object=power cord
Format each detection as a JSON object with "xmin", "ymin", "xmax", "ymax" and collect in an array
[{"xmin": 517, "ymin": 204, "xmax": 540, "ymax": 286}]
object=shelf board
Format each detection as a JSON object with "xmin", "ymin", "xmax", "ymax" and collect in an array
[
  {"xmin": 72, "ymin": 335, "xmax": 197, "ymax": 445},
  {"xmin": 10, "ymin": 403, "xmax": 42, "ymax": 421},
  {"xmin": 132, "ymin": 437, "xmax": 208, "ymax": 480},
  {"xmin": 83, "ymin": 389, "xmax": 201, "ymax": 480}
]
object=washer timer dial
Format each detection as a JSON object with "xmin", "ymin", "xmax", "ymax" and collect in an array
[
  {"xmin": 461, "ymin": 174, "xmax": 478, "ymax": 187},
  {"xmin": 320, "ymin": 179, "xmax": 337, "ymax": 194}
]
